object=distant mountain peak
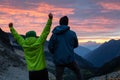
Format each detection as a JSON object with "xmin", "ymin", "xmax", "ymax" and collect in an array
[{"xmin": 80, "ymin": 41, "xmax": 101, "ymax": 50}]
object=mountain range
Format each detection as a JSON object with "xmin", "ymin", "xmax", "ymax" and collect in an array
[
  {"xmin": 74, "ymin": 46, "xmax": 91, "ymax": 57},
  {"xmin": 85, "ymin": 39, "xmax": 120, "ymax": 68},
  {"xmin": 96, "ymin": 55, "xmax": 120, "ymax": 75}
]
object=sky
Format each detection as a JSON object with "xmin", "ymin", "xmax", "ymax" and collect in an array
[{"xmin": 0, "ymin": 0, "xmax": 120, "ymax": 44}]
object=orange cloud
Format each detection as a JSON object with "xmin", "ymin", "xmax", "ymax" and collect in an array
[
  {"xmin": 78, "ymin": 37, "xmax": 120, "ymax": 43},
  {"xmin": 0, "ymin": 3, "xmax": 74, "ymax": 35}
]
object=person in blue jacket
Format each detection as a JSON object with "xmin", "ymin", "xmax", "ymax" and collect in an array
[{"xmin": 48, "ymin": 16, "xmax": 82, "ymax": 80}]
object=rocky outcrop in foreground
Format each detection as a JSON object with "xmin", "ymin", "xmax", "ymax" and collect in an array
[{"xmin": 0, "ymin": 43, "xmax": 56, "ymax": 80}]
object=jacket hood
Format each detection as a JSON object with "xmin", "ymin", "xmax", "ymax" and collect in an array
[
  {"xmin": 52, "ymin": 25, "xmax": 70, "ymax": 34},
  {"xmin": 26, "ymin": 31, "xmax": 36, "ymax": 38}
]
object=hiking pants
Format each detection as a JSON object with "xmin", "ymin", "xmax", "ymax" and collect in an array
[
  {"xmin": 56, "ymin": 62, "xmax": 82, "ymax": 80},
  {"xmin": 29, "ymin": 68, "xmax": 49, "ymax": 80}
]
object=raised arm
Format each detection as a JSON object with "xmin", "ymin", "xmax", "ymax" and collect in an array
[
  {"xmin": 37, "ymin": 13, "xmax": 53, "ymax": 44},
  {"xmin": 9, "ymin": 23, "xmax": 24, "ymax": 46}
]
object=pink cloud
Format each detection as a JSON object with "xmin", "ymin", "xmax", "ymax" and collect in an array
[
  {"xmin": 98, "ymin": 2, "xmax": 120, "ymax": 10},
  {"xmin": 0, "ymin": 1, "xmax": 119, "ymax": 43},
  {"xmin": 0, "ymin": 2, "xmax": 74, "ymax": 35},
  {"xmin": 36, "ymin": 3, "xmax": 74, "ymax": 16},
  {"xmin": 70, "ymin": 17, "xmax": 116, "ymax": 33}
]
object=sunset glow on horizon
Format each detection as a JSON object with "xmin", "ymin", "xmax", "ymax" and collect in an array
[{"xmin": 0, "ymin": 0, "xmax": 120, "ymax": 44}]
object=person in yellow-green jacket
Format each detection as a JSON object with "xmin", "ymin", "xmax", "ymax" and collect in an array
[{"xmin": 8, "ymin": 13, "xmax": 53, "ymax": 80}]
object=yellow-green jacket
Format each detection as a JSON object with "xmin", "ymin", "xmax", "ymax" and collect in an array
[{"xmin": 10, "ymin": 19, "xmax": 52, "ymax": 71}]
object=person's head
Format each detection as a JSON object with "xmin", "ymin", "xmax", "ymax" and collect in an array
[
  {"xmin": 26, "ymin": 30, "xmax": 36, "ymax": 38},
  {"xmin": 59, "ymin": 16, "xmax": 69, "ymax": 26}
]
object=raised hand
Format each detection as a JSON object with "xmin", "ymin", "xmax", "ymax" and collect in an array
[
  {"xmin": 48, "ymin": 13, "xmax": 53, "ymax": 19},
  {"xmin": 9, "ymin": 23, "xmax": 13, "ymax": 28}
]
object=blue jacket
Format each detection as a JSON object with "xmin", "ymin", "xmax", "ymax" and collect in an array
[{"xmin": 48, "ymin": 25, "xmax": 78, "ymax": 65}]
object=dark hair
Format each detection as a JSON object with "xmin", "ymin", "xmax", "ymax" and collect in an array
[{"xmin": 59, "ymin": 16, "xmax": 69, "ymax": 25}]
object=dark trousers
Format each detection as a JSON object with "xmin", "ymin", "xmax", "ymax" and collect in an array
[
  {"xmin": 29, "ymin": 68, "xmax": 49, "ymax": 80},
  {"xmin": 56, "ymin": 62, "xmax": 82, "ymax": 80}
]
